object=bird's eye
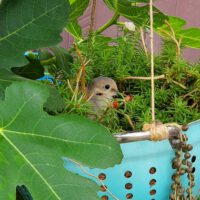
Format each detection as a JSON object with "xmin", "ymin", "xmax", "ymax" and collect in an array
[
  {"xmin": 105, "ymin": 84, "xmax": 110, "ymax": 89},
  {"xmin": 96, "ymin": 93, "xmax": 103, "ymax": 96}
]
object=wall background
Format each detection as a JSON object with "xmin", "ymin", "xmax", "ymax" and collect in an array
[{"xmin": 61, "ymin": 0, "xmax": 200, "ymax": 62}]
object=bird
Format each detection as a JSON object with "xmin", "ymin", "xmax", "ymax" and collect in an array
[{"xmin": 87, "ymin": 76, "xmax": 118, "ymax": 116}]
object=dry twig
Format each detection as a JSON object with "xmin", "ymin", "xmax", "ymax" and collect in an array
[
  {"xmin": 89, "ymin": 0, "xmax": 97, "ymax": 34},
  {"xmin": 72, "ymin": 44, "xmax": 91, "ymax": 100},
  {"xmin": 122, "ymin": 75, "xmax": 165, "ymax": 81},
  {"xmin": 140, "ymin": 28, "xmax": 148, "ymax": 57}
]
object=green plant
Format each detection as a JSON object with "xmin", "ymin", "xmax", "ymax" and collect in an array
[
  {"xmin": 0, "ymin": 0, "xmax": 123, "ymax": 199},
  {"xmin": 0, "ymin": 81, "xmax": 122, "ymax": 199},
  {"xmin": 60, "ymin": 33, "xmax": 200, "ymax": 132},
  {"xmin": 1, "ymin": 0, "xmax": 200, "ymax": 199}
]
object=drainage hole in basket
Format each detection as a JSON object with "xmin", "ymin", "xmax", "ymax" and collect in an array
[
  {"xmin": 149, "ymin": 189, "xmax": 156, "ymax": 195},
  {"xmin": 149, "ymin": 179, "xmax": 157, "ymax": 186},
  {"xmin": 124, "ymin": 171, "xmax": 132, "ymax": 178},
  {"xmin": 101, "ymin": 195, "xmax": 108, "ymax": 200},
  {"xmin": 100, "ymin": 185, "xmax": 107, "ymax": 192},
  {"xmin": 99, "ymin": 173, "xmax": 106, "ymax": 180},
  {"xmin": 126, "ymin": 193, "xmax": 133, "ymax": 199},
  {"xmin": 192, "ymin": 167, "xmax": 195, "ymax": 173},
  {"xmin": 125, "ymin": 183, "xmax": 133, "ymax": 190},
  {"xmin": 149, "ymin": 167, "xmax": 156, "ymax": 174},
  {"xmin": 191, "ymin": 155, "xmax": 196, "ymax": 163}
]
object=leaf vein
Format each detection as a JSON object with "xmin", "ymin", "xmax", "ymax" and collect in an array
[
  {"xmin": 0, "ymin": 3, "xmax": 64, "ymax": 42},
  {"xmin": 3, "ymin": 93, "xmax": 38, "ymax": 129},
  {"xmin": 2, "ymin": 133, "xmax": 62, "ymax": 200},
  {"xmin": 5, "ymin": 129, "xmax": 112, "ymax": 150}
]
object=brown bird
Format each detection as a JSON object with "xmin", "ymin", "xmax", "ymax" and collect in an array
[{"xmin": 87, "ymin": 76, "xmax": 118, "ymax": 115}]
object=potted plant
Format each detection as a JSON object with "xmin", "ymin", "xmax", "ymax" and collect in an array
[{"xmin": 0, "ymin": 0, "xmax": 200, "ymax": 199}]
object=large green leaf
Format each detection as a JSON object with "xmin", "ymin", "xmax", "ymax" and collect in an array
[
  {"xmin": 68, "ymin": 0, "xmax": 89, "ymax": 21},
  {"xmin": 156, "ymin": 16, "xmax": 200, "ymax": 49},
  {"xmin": 0, "ymin": 69, "xmax": 26, "ymax": 98},
  {"xmin": 65, "ymin": 20, "xmax": 83, "ymax": 41},
  {"xmin": 0, "ymin": 68, "xmax": 65, "ymax": 112},
  {"xmin": 0, "ymin": 0, "xmax": 70, "ymax": 69},
  {"xmin": 0, "ymin": 81, "xmax": 122, "ymax": 199},
  {"xmin": 103, "ymin": 0, "xmax": 168, "ymax": 27},
  {"xmin": 65, "ymin": 0, "xmax": 89, "ymax": 40}
]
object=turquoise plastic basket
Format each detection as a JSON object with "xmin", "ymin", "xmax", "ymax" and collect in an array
[{"xmin": 65, "ymin": 120, "xmax": 200, "ymax": 200}]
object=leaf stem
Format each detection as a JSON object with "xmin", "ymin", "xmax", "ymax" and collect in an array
[
  {"xmin": 95, "ymin": 13, "xmax": 120, "ymax": 34},
  {"xmin": 161, "ymin": 20, "xmax": 182, "ymax": 57}
]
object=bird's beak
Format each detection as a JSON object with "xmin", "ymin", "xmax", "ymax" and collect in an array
[
  {"xmin": 112, "ymin": 90, "xmax": 120, "ymax": 98},
  {"xmin": 111, "ymin": 88, "xmax": 117, "ymax": 92}
]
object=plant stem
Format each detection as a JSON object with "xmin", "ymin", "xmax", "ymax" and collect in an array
[
  {"xmin": 89, "ymin": 0, "xmax": 97, "ymax": 34},
  {"xmin": 67, "ymin": 79, "xmax": 74, "ymax": 94},
  {"xmin": 40, "ymin": 57, "xmax": 56, "ymax": 66},
  {"xmin": 182, "ymin": 89, "xmax": 197, "ymax": 99},
  {"xmin": 122, "ymin": 75, "xmax": 187, "ymax": 89},
  {"xmin": 74, "ymin": 44, "xmax": 87, "ymax": 94},
  {"xmin": 122, "ymin": 75, "xmax": 165, "ymax": 81},
  {"xmin": 161, "ymin": 20, "xmax": 182, "ymax": 57},
  {"xmin": 171, "ymin": 80, "xmax": 187, "ymax": 89},
  {"xmin": 140, "ymin": 28, "xmax": 148, "ymax": 57},
  {"xmin": 95, "ymin": 13, "xmax": 120, "ymax": 34},
  {"xmin": 124, "ymin": 114, "xmax": 135, "ymax": 130},
  {"xmin": 116, "ymin": 21, "xmax": 124, "ymax": 26}
]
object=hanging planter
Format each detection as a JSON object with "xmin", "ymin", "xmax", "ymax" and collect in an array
[
  {"xmin": 63, "ymin": 0, "xmax": 200, "ymax": 199},
  {"xmin": 65, "ymin": 120, "xmax": 200, "ymax": 199},
  {"xmin": 1, "ymin": 0, "xmax": 200, "ymax": 199}
]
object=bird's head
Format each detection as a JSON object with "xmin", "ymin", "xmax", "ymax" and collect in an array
[{"xmin": 88, "ymin": 76, "xmax": 118, "ymax": 101}]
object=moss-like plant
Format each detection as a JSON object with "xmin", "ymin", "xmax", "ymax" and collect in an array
[{"xmin": 48, "ymin": 32, "xmax": 200, "ymax": 133}]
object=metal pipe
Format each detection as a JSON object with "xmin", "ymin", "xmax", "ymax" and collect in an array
[{"xmin": 114, "ymin": 126, "xmax": 181, "ymax": 144}]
